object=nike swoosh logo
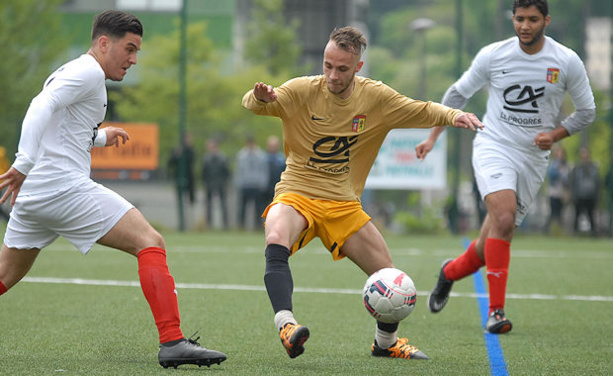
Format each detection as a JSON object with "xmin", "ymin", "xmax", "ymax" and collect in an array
[
  {"xmin": 502, "ymin": 70, "xmax": 510, "ymax": 74},
  {"xmin": 311, "ymin": 115, "xmax": 326, "ymax": 121},
  {"xmin": 103, "ymin": 103, "xmax": 108, "ymax": 107}
]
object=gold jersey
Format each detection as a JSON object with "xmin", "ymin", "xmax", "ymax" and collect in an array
[{"xmin": 242, "ymin": 75, "xmax": 463, "ymax": 202}]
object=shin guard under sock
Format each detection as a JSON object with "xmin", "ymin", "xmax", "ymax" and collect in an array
[
  {"xmin": 264, "ymin": 244, "xmax": 293, "ymax": 313},
  {"xmin": 137, "ymin": 247, "xmax": 183, "ymax": 343},
  {"xmin": 484, "ymin": 238, "xmax": 511, "ymax": 313},
  {"xmin": 375, "ymin": 321, "xmax": 399, "ymax": 348},
  {"xmin": 444, "ymin": 239, "xmax": 486, "ymax": 281}
]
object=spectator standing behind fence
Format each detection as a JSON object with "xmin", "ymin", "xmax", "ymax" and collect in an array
[
  {"xmin": 168, "ymin": 133, "xmax": 196, "ymax": 205},
  {"xmin": 201, "ymin": 139, "xmax": 230, "ymax": 229},
  {"xmin": 546, "ymin": 145, "xmax": 570, "ymax": 234},
  {"xmin": 235, "ymin": 135, "xmax": 269, "ymax": 229},
  {"xmin": 604, "ymin": 158, "xmax": 613, "ymax": 236},
  {"xmin": 569, "ymin": 146, "xmax": 599, "ymax": 236},
  {"xmin": 265, "ymin": 135, "xmax": 286, "ymax": 204}
]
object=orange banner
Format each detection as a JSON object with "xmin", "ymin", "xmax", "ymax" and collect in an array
[{"xmin": 91, "ymin": 123, "xmax": 159, "ymax": 170}]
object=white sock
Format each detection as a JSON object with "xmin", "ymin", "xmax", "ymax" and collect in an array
[
  {"xmin": 274, "ymin": 310, "xmax": 297, "ymax": 331},
  {"xmin": 375, "ymin": 326, "xmax": 397, "ymax": 349}
]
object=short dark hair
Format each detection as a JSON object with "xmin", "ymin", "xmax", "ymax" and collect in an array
[
  {"xmin": 329, "ymin": 26, "xmax": 367, "ymax": 58},
  {"xmin": 513, "ymin": 0, "xmax": 548, "ymax": 17},
  {"xmin": 91, "ymin": 10, "xmax": 143, "ymax": 41}
]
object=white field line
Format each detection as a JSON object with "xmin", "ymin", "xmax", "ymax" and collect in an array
[
  {"xmin": 21, "ymin": 276, "xmax": 613, "ymax": 302},
  {"xmin": 43, "ymin": 244, "xmax": 613, "ymax": 260}
]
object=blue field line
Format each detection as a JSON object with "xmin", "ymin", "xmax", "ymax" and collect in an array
[{"xmin": 463, "ymin": 238, "xmax": 509, "ymax": 376}]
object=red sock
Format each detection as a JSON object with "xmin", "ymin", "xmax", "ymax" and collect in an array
[
  {"xmin": 0, "ymin": 281, "xmax": 7, "ymax": 296},
  {"xmin": 137, "ymin": 247, "xmax": 183, "ymax": 343},
  {"xmin": 443, "ymin": 239, "xmax": 485, "ymax": 281},
  {"xmin": 484, "ymin": 238, "xmax": 511, "ymax": 314}
]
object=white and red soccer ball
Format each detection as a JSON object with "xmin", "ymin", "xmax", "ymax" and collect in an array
[{"xmin": 363, "ymin": 267, "xmax": 417, "ymax": 324}]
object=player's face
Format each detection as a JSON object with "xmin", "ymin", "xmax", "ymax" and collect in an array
[
  {"xmin": 513, "ymin": 5, "xmax": 550, "ymax": 49},
  {"xmin": 323, "ymin": 41, "xmax": 364, "ymax": 99},
  {"xmin": 104, "ymin": 32, "xmax": 141, "ymax": 81}
]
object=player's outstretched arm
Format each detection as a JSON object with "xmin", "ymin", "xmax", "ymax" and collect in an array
[
  {"xmin": 416, "ymin": 112, "xmax": 483, "ymax": 161},
  {"xmin": 104, "ymin": 126, "xmax": 130, "ymax": 148},
  {"xmin": 415, "ymin": 126, "xmax": 445, "ymax": 161},
  {"xmin": 0, "ymin": 167, "xmax": 27, "ymax": 206},
  {"xmin": 253, "ymin": 82, "xmax": 277, "ymax": 103}
]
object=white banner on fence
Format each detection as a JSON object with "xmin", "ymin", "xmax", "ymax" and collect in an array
[{"xmin": 365, "ymin": 128, "xmax": 447, "ymax": 190}]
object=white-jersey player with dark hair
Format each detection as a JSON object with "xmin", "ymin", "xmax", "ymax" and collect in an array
[
  {"xmin": 0, "ymin": 10, "xmax": 226, "ymax": 368},
  {"xmin": 415, "ymin": 0, "xmax": 595, "ymax": 334}
]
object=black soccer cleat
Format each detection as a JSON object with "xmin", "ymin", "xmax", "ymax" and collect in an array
[
  {"xmin": 485, "ymin": 309, "xmax": 513, "ymax": 334},
  {"xmin": 428, "ymin": 259, "xmax": 454, "ymax": 313},
  {"xmin": 158, "ymin": 332, "xmax": 227, "ymax": 369}
]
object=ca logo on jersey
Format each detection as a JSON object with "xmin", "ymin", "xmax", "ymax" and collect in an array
[
  {"xmin": 503, "ymin": 84, "xmax": 545, "ymax": 114},
  {"xmin": 307, "ymin": 136, "xmax": 357, "ymax": 174}
]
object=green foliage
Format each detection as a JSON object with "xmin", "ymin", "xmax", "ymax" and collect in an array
[
  {"xmin": 393, "ymin": 208, "xmax": 446, "ymax": 235},
  {"xmin": 244, "ymin": 0, "xmax": 302, "ymax": 76},
  {"xmin": 0, "ymin": 0, "xmax": 67, "ymax": 157},
  {"xmin": 111, "ymin": 20, "xmax": 288, "ymax": 168},
  {"xmin": 390, "ymin": 193, "xmax": 447, "ymax": 235}
]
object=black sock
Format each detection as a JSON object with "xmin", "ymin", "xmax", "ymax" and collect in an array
[
  {"xmin": 377, "ymin": 321, "xmax": 399, "ymax": 333},
  {"xmin": 264, "ymin": 244, "xmax": 293, "ymax": 313}
]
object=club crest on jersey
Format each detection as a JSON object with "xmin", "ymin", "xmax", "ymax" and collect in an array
[
  {"xmin": 546, "ymin": 68, "xmax": 559, "ymax": 84},
  {"xmin": 352, "ymin": 115, "xmax": 366, "ymax": 133}
]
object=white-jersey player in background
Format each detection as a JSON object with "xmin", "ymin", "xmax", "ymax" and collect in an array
[
  {"xmin": 415, "ymin": 0, "xmax": 595, "ymax": 334},
  {"xmin": 0, "ymin": 10, "xmax": 226, "ymax": 368}
]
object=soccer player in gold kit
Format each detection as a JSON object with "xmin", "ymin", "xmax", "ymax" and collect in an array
[{"xmin": 242, "ymin": 26, "xmax": 483, "ymax": 360}]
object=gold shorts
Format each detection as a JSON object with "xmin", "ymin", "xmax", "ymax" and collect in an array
[{"xmin": 262, "ymin": 193, "xmax": 371, "ymax": 260}]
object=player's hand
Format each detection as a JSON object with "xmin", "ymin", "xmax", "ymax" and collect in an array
[
  {"xmin": 415, "ymin": 139, "xmax": 435, "ymax": 161},
  {"xmin": 0, "ymin": 167, "xmax": 26, "ymax": 206},
  {"xmin": 253, "ymin": 82, "xmax": 277, "ymax": 103},
  {"xmin": 104, "ymin": 126, "xmax": 130, "ymax": 148},
  {"xmin": 454, "ymin": 113, "xmax": 484, "ymax": 131},
  {"xmin": 534, "ymin": 132, "xmax": 555, "ymax": 150}
]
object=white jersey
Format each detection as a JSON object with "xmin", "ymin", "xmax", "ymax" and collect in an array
[
  {"xmin": 13, "ymin": 54, "xmax": 107, "ymax": 195},
  {"xmin": 455, "ymin": 36, "xmax": 595, "ymax": 153}
]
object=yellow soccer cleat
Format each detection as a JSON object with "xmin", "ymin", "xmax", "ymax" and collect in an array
[
  {"xmin": 279, "ymin": 323, "xmax": 310, "ymax": 358},
  {"xmin": 371, "ymin": 337, "xmax": 429, "ymax": 360}
]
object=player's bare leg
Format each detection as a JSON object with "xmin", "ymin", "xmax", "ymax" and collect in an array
[
  {"xmin": 340, "ymin": 221, "xmax": 393, "ymax": 275},
  {"xmin": 0, "ymin": 244, "xmax": 40, "ymax": 294}
]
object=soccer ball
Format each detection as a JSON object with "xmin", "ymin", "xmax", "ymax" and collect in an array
[{"xmin": 363, "ymin": 267, "xmax": 417, "ymax": 324}]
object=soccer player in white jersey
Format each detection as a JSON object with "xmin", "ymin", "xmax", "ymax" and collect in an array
[
  {"xmin": 415, "ymin": 0, "xmax": 595, "ymax": 334},
  {"xmin": 0, "ymin": 10, "xmax": 226, "ymax": 368}
]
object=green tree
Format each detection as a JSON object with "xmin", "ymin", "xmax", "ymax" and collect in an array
[
  {"xmin": 111, "ymin": 21, "xmax": 286, "ymax": 170},
  {"xmin": 244, "ymin": 0, "xmax": 302, "ymax": 76},
  {"xmin": 0, "ymin": 0, "xmax": 67, "ymax": 157}
]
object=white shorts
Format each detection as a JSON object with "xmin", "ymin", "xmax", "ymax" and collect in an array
[
  {"xmin": 472, "ymin": 137, "xmax": 549, "ymax": 226},
  {"xmin": 4, "ymin": 180, "xmax": 134, "ymax": 254}
]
